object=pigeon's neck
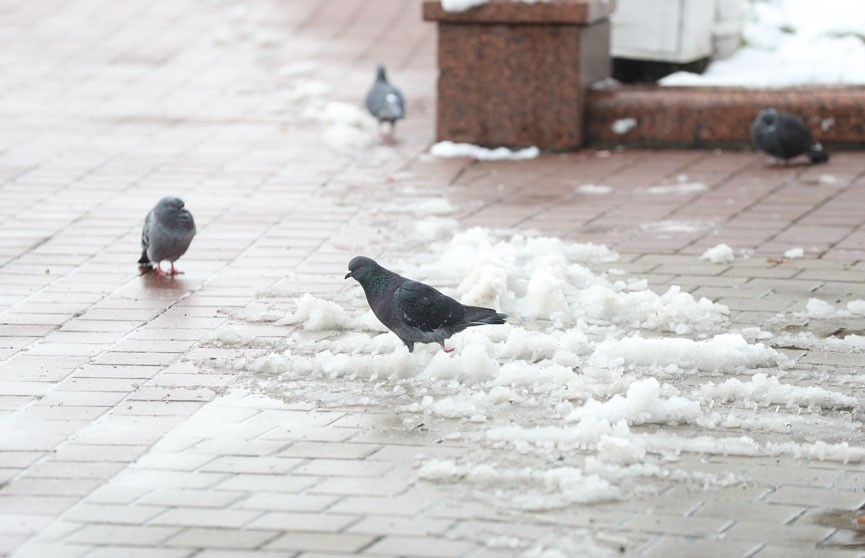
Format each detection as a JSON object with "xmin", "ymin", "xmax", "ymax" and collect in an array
[{"xmin": 358, "ymin": 268, "xmax": 392, "ymax": 299}]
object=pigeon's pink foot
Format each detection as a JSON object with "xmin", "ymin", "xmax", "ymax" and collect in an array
[
  {"xmin": 169, "ymin": 263, "xmax": 184, "ymax": 276},
  {"xmin": 154, "ymin": 266, "xmax": 166, "ymax": 276},
  {"xmin": 443, "ymin": 346, "xmax": 455, "ymax": 353}
]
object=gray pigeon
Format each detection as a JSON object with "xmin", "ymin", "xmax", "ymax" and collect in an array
[
  {"xmin": 365, "ymin": 64, "xmax": 405, "ymax": 132},
  {"xmin": 751, "ymin": 108, "xmax": 829, "ymax": 164},
  {"xmin": 345, "ymin": 256, "xmax": 507, "ymax": 352},
  {"xmin": 138, "ymin": 196, "xmax": 196, "ymax": 276}
]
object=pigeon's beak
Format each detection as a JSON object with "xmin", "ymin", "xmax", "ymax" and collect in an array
[{"xmin": 344, "ymin": 271, "xmax": 352, "ymax": 279}]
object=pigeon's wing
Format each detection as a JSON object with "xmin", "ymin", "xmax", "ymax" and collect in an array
[
  {"xmin": 393, "ymin": 280, "xmax": 465, "ymax": 332},
  {"xmin": 778, "ymin": 113, "xmax": 814, "ymax": 153}
]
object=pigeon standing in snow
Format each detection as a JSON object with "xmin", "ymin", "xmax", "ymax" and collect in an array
[
  {"xmin": 138, "ymin": 196, "xmax": 196, "ymax": 276},
  {"xmin": 365, "ymin": 64, "xmax": 405, "ymax": 135},
  {"xmin": 751, "ymin": 108, "xmax": 829, "ymax": 164},
  {"xmin": 345, "ymin": 256, "xmax": 506, "ymax": 353}
]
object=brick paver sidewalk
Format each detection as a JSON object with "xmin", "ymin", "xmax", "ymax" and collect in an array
[{"xmin": 1, "ymin": 1, "xmax": 864, "ymax": 558}]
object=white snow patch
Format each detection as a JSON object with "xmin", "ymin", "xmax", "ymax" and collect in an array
[
  {"xmin": 805, "ymin": 298, "xmax": 852, "ymax": 319},
  {"xmin": 418, "ymin": 459, "xmax": 620, "ymax": 507},
  {"xmin": 567, "ymin": 378, "xmax": 701, "ymax": 426},
  {"xmin": 277, "ymin": 293, "xmax": 355, "ymax": 331},
  {"xmin": 430, "ymin": 141, "xmax": 540, "ymax": 161},
  {"xmin": 641, "ymin": 220, "xmax": 705, "ymax": 234},
  {"xmin": 846, "ymin": 300, "xmax": 865, "ymax": 316},
  {"xmin": 699, "ymin": 373, "xmax": 858, "ymax": 409},
  {"xmin": 611, "ymin": 118, "xmax": 637, "ymax": 135},
  {"xmin": 646, "ymin": 183, "xmax": 706, "ymax": 195},
  {"xmin": 590, "ymin": 333, "xmax": 785, "ymax": 372},
  {"xmin": 577, "ymin": 184, "xmax": 612, "ymax": 195},
  {"xmin": 440, "ymin": 0, "xmax": 489, "ymax": 12},
  {"xmin": 660, "ymin": 0, "xmax": 865, "ymax": 87},
  {"xmin": 784, "ymin": 247, "xmax": 804, "ymax": 259},
  {"xmin": 700, "ymin": 243, "xmax": 735, "ymax": 264},
  {"xmin": 202, "ymin": 326, "xmax": 259, "ymax": 347},
  {"xmin": 441, "ymin": 0, "xmax": 552, "ymax": 12}
]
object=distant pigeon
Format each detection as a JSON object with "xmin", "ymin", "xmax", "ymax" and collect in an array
[
  {"xmin": 345, "ymin": 256, "xmax": 506, "ymax": 352},
  {"xmin": 138, "ymin": 196, "xmax": 196, "ymax": 276},
  {"xmin": 365, "ymin": 64, "xmax": 405, "ymax": 133},
  {"xmin": 751, "ymin": 108, "xmax": 829, "ymax": 164}
]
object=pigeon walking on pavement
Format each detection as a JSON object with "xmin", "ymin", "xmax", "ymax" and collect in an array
[
  {"xmin": 365, "ymin": 64, "xmax": 405, "ymax": 135},
  {"xmin": 345, "ymin": 256, "xmax": 507, "ymax": 353},
  {"xmin": 751, "ymin": 108, "xmax": 829, "ymax": 164},
  {"xmin": 138, "ymin": 196, "xmax": 196, "ymax": 276}
]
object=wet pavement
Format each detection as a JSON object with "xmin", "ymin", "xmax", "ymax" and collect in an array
[{"xmin": 0, "ymin": 1, "xmax": 864, "ymax": 557}]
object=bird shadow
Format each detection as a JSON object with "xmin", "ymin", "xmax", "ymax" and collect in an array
[{"xmin": 138, "ymin": 266, "xmax": 190, "ymax": 291}]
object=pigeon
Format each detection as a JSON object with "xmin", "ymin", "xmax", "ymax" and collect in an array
[
  {"xmin": 138, "ymin": 196, "xmax": 196, "ymax": 276},
  {"xmin": 365, "ymin": 64, "xmax": 405, "ymax": 133},
  {"xmin": 751, "ymin": 108, "xmax": 829, "ymax": 164},
  {"xmin": 345, "ymin": 256, "xmax": 507, "ymax": 353}
]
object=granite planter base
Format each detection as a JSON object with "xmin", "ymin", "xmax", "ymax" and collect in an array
[
  {"xmin": 422, "ymin": 0, "xmax": 615, "ymax": 150},
  {"xmin": 586, "ymin": 85, "xmax": 865, "ymax": 148}
]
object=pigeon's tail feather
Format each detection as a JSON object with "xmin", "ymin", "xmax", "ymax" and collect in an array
[
  {"xmin": 138, "ymin": 249, "xmax": 150, "ymax": 265},
  {"xmin": 463, "ymin": 306, "xmax": 507, "ymax": 327},
  {"xmin": 807, "ymin": 142, "xmax": 830, "ymax": 164}
]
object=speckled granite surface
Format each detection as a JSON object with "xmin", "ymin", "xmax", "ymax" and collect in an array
[
  {"xmin": 424, "ymin": 0, "xmax": 612, "ymax": 150},
  {"xmin": 587, "ymin": 85, "xmax": 865, "ymax": 148}
]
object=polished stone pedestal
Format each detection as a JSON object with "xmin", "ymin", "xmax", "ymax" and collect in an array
[{"xmin": 422, "ymin": 0, "xmax": 615, "ymax": 150}]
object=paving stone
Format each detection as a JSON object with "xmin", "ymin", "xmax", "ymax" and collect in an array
[
  {"xmin": 722, "ymin": 520, "xmax": 836, "ymax": 546},
  {"xmin": 246, "ymin": 512, "xmax": 358, "ymax": 532},
  {"xmin": 65, "ymin": 525, "xmax": 181, "ymax": 546},
  {"xmin": 1, "ymin": 1, "xmax": 865, "ymax": 558},
  {"xmin": 764, "ymin": 486, "xmax": 865, "ymax": 510},
  {"xmin": 163, "ymin": 528, "xmax": 280, "ymax": 550},
  {"xmin": 622, "ymin": 513, "xmax": 730, "ymax": 537},
  {"xmin": 150, "ymin": 508, "xmax": 262, "ymax": 529},
  {"xmin": 362, "ymin": 536, "xmax": 475, "ymax": 558},
  {"xmin": 64, "ymin": 503, "xmax": 166, "ymax": 525},
  {"xmin": 265, "ymin": 532, "xmax": 378, "ymax": 553},
  {"xmin": 641, "ymin": 537, "xmax": 761, "ymax": 558},
  {"xmin": 234, "ymin": 493, "xmax": 340, "ymax": 513}
]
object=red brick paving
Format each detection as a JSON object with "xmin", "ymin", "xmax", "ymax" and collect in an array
[{"xmin": 0, "ymin": 1, "xmax": 863, "ymax": 557}]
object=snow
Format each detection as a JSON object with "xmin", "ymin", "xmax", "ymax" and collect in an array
[
  {"xmin": 611, "ymin": 118, "xmax": 637, "ymax": 135},
  {"xmin": 441, "ymin": 0, "xmax": 489, "ymax": 12},
  {"xmin": 784, "ymin": 247, "xmax": 804, "ymax": 259},
  {"xmin": 567, "ymin": 378, "xmax": 701, "ymax": 426},
  {"xmin": 590, "ymin": 334, "xmax": 785, "ymax": 373},
  {"xmin": 646, "ymin": 182, "xmax": 706, "ymax": 195},
  {"xmin": 700, "ymin": 243, "xmax": 735, "ymax": 264},
  {"xmin": 221, "ymin": 220, "xmax": 865, "ymax": 516},
  {"xmin": 430, "ymin": 141, "xmax": 540, "ymax": 161},
  {"xmin": 642, "ymin": 220, "xmax": 705, "ymax": 234},
  {"xmin": 804, "ymin": 298, "xmax": 856, "ymax": 319},
  {"xmin": 660, "ymin": 0, "xmax": 865, "ymax": 87},
  {"xmin": 699, "ymin": 372, "xmax": 858, "ymax": 409},
  {"xmin": 277, "ymin": 293, "xmax": 356, "ymax": 331},
  {"xmin": 441, "ymin": 0, "xmax": 553, "ymax": 12},
  {"xmin": 577, "ymin": 184, "xmax": 612, "ymax": 195}
]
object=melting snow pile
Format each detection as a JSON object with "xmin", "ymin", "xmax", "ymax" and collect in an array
[
  {"xmin": 661, "ymin": 0, "xmax": 865, "ymax": 86},
  {"xmin": 215, "ymin": 224, "xmax": 864, "ymax": 513}
]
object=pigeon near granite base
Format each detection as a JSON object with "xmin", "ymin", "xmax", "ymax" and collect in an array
[{"xmin": 751, "ymin": 108, "xmax": 829, "ymax": 165}]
